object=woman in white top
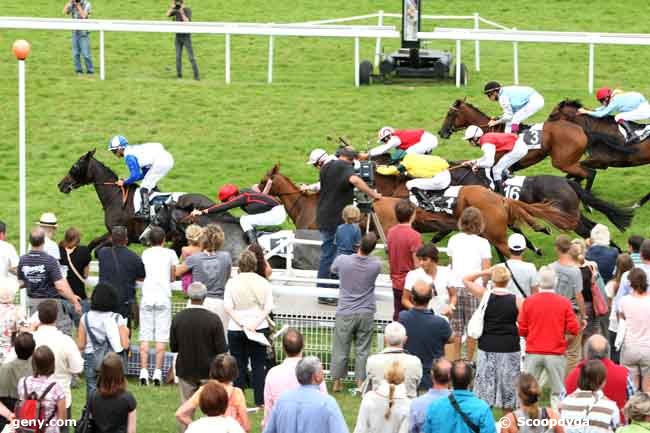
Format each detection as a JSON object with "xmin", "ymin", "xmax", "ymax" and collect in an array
[
  {"xmin": 0, "ymin": 277, "xmax": 24, "ymax": 364},
  {"xmin": 354, "ymin": 360, "xmax": 412, "ymax": 433},
  {"xmin": 402, "ymin": 244, "xmax": 456, "ymax": 318},
  {"xmin": 186, "ymin": 381, "xmax": 245, "ymax": 433},
  {"xmin": 224, "ymin": 250, "xmax": 273, "ymax": 408},
  {"xmin": 606, "ymin": 253, "xmax": 633, "ymax": 364}
]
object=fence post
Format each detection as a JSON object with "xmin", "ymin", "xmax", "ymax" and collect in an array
[
  {"xmin": 474, "ymin": 12, "xmax": 480, "ymax": 72},
  {"xmin": 374, "ymin": 10, "xmax": 384, "ymax": 68},
  {"xmin": 588, "ymin": 43, "xmax": 595, "ymax": 94},
  {"xmin": 268, "ymin": 34, "xmax": 274, "ymax": 84},
  {"xmin": 455, "ymin": 39, "xmax": 461, "ymax": 88},
  {"xmin": 225, "ymin": 33, "xmax": 231, "ymax": 84},
  {"xmin": 354, "ymin": 36, "xmax": 360, "ymax": 87},
  {"xmin": 512, "ymin": 27, "xmax": 519, "ymax": 85},
  {"xmin": 99, "ymin": 30, "xmax": 105, "ymax": 81}
]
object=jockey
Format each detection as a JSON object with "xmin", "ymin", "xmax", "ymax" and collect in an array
[
  {"xmin": 369, "ymin": 126, "xmax": 438, "ymax": 159},
  {"xmin": 393, "ymin": 153, "xmax": 451, "ymax": 207},
  {"xmin": 300, "ymin": 148, "xmax": 336, "ymax": 192},
  {"xmin": 190, "ymin": 184, "xmax": 287, "ymax": 244},
  {"xmin": 484, "ymin": 81, "xmax": 545, "ymax": 134},
  {"xmin": 462, "ymin": 125, "xmax": 527, "ymax": 194},
  {"xmin": 579, "ymin": 87, "xmax": 650, "ymax": 144},
  {"xmin": 108, "ymin": 135, "xmax": 175, "ymax": 217}
]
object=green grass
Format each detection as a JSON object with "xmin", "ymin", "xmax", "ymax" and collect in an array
[{"xmin": 3, "ymin": 1, "xmax": 650, "ymax": 431}]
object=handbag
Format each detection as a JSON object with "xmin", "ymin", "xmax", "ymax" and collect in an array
[
  {"xmin": 74, "ymin": 391, "xmax": 95, "ymax": 433},
  {"xmin": 467, "ymin": 288, "xmax": 491, "ymax": 339},
  {"xmin": 615, "ymin": 318, "xmax": 626, "ymax": 351},
  {"xmin": 65, "ymin": 248, "xmax": 87, "ymax": 288},
  {"xmin": 591, "ymin": 280, "xmax": 609, "ymax": 316}
]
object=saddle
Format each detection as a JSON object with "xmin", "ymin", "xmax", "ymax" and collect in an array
[{"xmin": 411, "ymin": 187, "xmax": 458, "ymax": 215}]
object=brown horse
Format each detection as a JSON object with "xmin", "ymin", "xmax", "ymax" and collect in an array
[{"xmin": 437, "ymin": 99, "xmax": 598, "ymax": 189}]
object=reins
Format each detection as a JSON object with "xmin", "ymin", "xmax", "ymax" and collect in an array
[{"xmin": 95, "ymin": 181, "xmax": 129, "ymax": 207}]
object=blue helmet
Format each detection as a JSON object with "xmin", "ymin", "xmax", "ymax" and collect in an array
[{"xmin": 108, "ymin": 135, "xmax": 128, "ymax": 151}]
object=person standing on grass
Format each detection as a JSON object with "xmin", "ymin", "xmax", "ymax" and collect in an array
[
  {"xmin": 499, "ymin": 373, "xmax": 563, "ymax": 433},
  {"xmin": 0, "ymin": 333, "xmax": 35, "ymax": 432},
  {"xmin": 58, "ymin": 227, "xmax": 92, "ymax": 326},
  {"xmin": 387, "ymin": 199, "xmax": 422, "ymax": 321},
  {"xmin": 330, "ymin": 233, "xmax": 382, "ymax": 393},
  {"xmin": 628, "ymin": 235, "xmax": 644, "ymax": 265},
  {"xmin": 185, "ymin": 381, "xmax": 245, "ymax": 433},
  {"xmin": 607, "ymin": 253, "xmax": 633, "ymax": 364},
  {"xmin": 502, "ymin": 233, "xmax": 538, "ymax": 297},
  {"xmin": 0, "ymin": 220, "xmax": 19, "ymax": 279},
  {"xmin": 63, "ymin": 0, "xmax": 94, "ymax": 75},
  {"xmin": 409, "ymin": 358, "xmax": 452, "ymax": 433},
  {"xmin": 90, "ymin": 353, "xmax": 137, "ymax": 433},
  {"xmin": 180, "ymin": 224, "xmax": 203, "ymax": 293},
  {"xmin": 0, "ymin": 278, "xmax": 24, "ymax": 364},
  {"xmin": 166, "ymin": 0, "xmax": 200, "ymax": 80},
  {"xmin": 139, "ymin": 226, "xmax": 179, "ymax": 387}
]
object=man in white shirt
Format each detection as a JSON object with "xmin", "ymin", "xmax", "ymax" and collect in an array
[
  {"xmin": 502, "ymin": 233, "xmax": 538, "ymax": 298},
  {"xmin": 0, "ymin": 221, "xmax": 19, "ymax": 280},
  {"xmin": 139, "ymin": 226, "xmax": 178, "ymax": 386},
  {"xmin": 32, "ymin": 300, "xmax": 84, "ymax": 433},
  {"xmin": 38, "ymin": 213, "xmax": 61, "ymax": 262}
]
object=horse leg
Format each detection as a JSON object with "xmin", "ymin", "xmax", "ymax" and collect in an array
[
  {"xmin": 634, "ymin": 192, "xmax": 650, "ymax": 208},
  {"xmin": 575, "ymin": 213, "xmax": 597, "ymax": 239},
  {"xmin": 88, "ymin": 232, "xmax": 111, "ymax": 253},
  {"xmin": 584, "ymin": 167, "xmax": 597, "ymax": 192},
  {"xmin": 510, "ymin": 226, "xmax": 543, "ymax": 256},
  {"xmin": 430, "ymin": 229, "xmax": 452, "ymax": 244}
]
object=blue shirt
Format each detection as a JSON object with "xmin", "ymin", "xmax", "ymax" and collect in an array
[
  {"xmin": 499, "ymin": 86, "xmax": 536, "ymax": 112},
  {"xmin": 334, "ymin": 223, "xmax": 361, "ymax": 256},
  {"xmin": 399, "ymin": 308, "xmax": 452, "ymax": 369},
  {"xmin": 586, "ymin": 245, "xmax": 619, "ymax": 282},
  {"xmin": 409, "ymin": 388, "xmax": 450, "ymax": 433},
  {"xmin": 590, "ymin": 92, "xmax": 647, "ymax": 118},
  {"xmin": 424, "ymin": 390, "xmax": 496, "ymax": 433},
  {"xmin": 263, "ymin": 384, "xmax": 349, "ymax": 433}
]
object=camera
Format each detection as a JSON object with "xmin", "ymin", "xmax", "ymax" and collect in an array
[
  {"xmin": 354, "ymin": 160, "xmax": 375, "ymax": 213},
  {"xmin": 74, "ymin": 0, "xmax": 81, "ymax": 4},
  {"xmin": 174, "ymin": 0, "xmax": 182, "ymax": 9}
]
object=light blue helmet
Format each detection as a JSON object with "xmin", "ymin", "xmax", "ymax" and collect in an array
[{"xmin": 108, "ymin": 135, "xmax": 128, "ymax": 151}]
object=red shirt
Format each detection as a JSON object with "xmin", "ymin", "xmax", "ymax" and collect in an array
[
  {"xmin": 479, "ymin": 133, "xmax": 517, "ymax": 152},
  {"xmin": 518, "ymin": 291, "xmax": 580, "ymax": 355},
  {"xmin": 387, "ymin": 224, "xmax": 422, "ymax": 290},
  {"xmin": 394, "ymin": 129, "xmax": 425, "ymax": 150}
]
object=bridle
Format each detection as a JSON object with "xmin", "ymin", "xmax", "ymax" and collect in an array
[{"xmin": 265, "ymin": 174, "xmax": 304, "ymax": 216}]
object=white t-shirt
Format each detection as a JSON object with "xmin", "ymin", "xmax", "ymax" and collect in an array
[
  {"xmin": 82, "ymin": 310, "xmax": 126, "ymax": 354},
  {"xmin": 185, "ymin": 416, "xmax": 245, "ymax": 433},
  {"xmin": 44, "ymin": 237, "xmax": 60, "ymax": 261},
  {"xmin": 404, "ymin": 266, "xmax": 452, "ymax": 313},
  {"xmin": 141, "ymin": 246, "xmax": 179, "ymax": 306},
  {"xmin": 502, "ymin": 259, "xmax": 537, "ymax": 298},
  {"xmin": 446, "ymin": 233, "xmax": 492, "ymax": 287},
  {"xmin": 0, "ymin": 239, "xmax": 19, "ymax": 279}
]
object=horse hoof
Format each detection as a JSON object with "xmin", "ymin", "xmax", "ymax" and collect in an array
[
  {"xmin": 633, "ymin": 203, "xmax": 641, "ymax": 209},
  {"xmin": 542, "ymin": 227, "xmax": 552, "ymax": 236}
]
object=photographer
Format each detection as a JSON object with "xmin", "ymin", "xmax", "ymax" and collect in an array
[
  {"xmin": 63, "ymin": 0, "xmax": 94, "ymax": 75},
  {"xmin": 316, "ymin": 146, "xmax": 381, "ymax": 296},
  {"xmin": 166, "ymin": 0, "xmax": 200, "ymax": 81}
]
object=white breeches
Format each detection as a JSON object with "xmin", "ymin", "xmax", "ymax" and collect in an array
[
  {"xmin": 141, "ymin": 151, "xmax": 174, "ymax": 191},
  {"xmin": 369, "ymin": 131, "xmax": 438, "ymax": 156},
  {"xmin": 240, "ymin": 205, "xmax": 287, "ymax": 232},
  {"xmin": 492, "ymin": 139, "xmax": 528, "ymax": 181},
  {"xmin": 405, "ymin": 170, "xmax": 451, "ymax": 191},
  {"xmin": 507, "ymin": 93, "xmax": 545, "ymax": 132},
  {"xmin": 615, "ymin": 102, "xmax": 650, "ymax": 122}
]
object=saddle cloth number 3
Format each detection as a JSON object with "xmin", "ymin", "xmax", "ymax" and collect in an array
[{"xmin": 523, "ymin": 129, "xmax": 542, "ymax": 148}]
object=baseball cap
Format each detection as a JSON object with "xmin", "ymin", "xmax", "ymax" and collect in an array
[
  {"xmin": 187, "ymin": 282, "xmax": 207, "ymax": 301},
  {"xmin": 507, "ymin": 233, "xmax": 526, "ymax": 252},
  {"xmin": 38, "ymin": 212, "xmax": 58, "ymax": 228}
]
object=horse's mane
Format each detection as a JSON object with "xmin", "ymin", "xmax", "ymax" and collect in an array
[
  {"xmin": 560, "ymin": 99, "xmax": 583, "ymax": 109},
  {"xmin": 90, "ymin": 156, "xmax": 118, "ymax": 180},
  {"xmin": 454, "ymin": 99, "xmax": 490, "ymax": 118}
]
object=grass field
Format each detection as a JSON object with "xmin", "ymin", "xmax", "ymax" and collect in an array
[{"xmin": 2, "ymin": 1, "xmax": 650, "ymax": 431}]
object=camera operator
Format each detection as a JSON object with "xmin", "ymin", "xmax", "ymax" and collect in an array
[
  {"xmin": 166, "ymin": 0, "xmax": 200, "ymax": 81},
  {"xmin": 63, "ymin": 0, "xmax": 94, "ymax": 75},
  {"xmin": 316, "ymin": 146, "xmax": 381, "ymax": 296}
]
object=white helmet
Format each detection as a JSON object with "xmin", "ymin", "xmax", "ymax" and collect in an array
[
  {"xmin": 377, "ymin": 126, "xmax": 394, "ymax": 143},
  {"xmin": 307, "ymin": 148, "xmax": 329, "ymax": 166},
  {"xmin": 463, "ymin": 125, "xmax": 484, "ymax": 141}
]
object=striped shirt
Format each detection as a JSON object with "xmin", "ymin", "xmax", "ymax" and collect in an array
[{"xmin": 560, "ymin": 389, "xmax": 619, "ymax": 432}]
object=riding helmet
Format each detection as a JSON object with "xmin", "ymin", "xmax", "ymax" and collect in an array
[
  {"xmin": 378, "ymin": 126, "xmax": 394, "ymax": 143},
  {"xmin": 464, "ymin": 125, "xmax": 484, "ymax": 141},
  {"xmin": 218, "ymin": 184, "xmax": 239, "ymax": 202},
  {"xmin": 483, "ymin": 81, "xmax": 501, "ymax": 94},
  {"xmin": 595, "ymin": 87, "xmax": 612, "ymax": 102},
  {"xmin": 108, "ymin": 135, "xmax": 128, "ymax": 151}
]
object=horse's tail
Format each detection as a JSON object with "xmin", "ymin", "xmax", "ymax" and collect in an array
[
  {"xmin": 505, "ymin": 199, "xmax": 578, "ymax": 232},
  {"xmin": 567, "ymin": 180, "xmax": 635, "ymax": 231},
  {"xmin": 587, "ymin": 131, "xmax": 637, "ymax": 154}
]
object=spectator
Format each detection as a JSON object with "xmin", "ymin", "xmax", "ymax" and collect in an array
[
  {"xmin": 335, "ymin": 205, "xmax": 362, "ymax": 257},
  {"xmin": 565, "ymin": 335, "xmax": 632, "ymax": 422},
  {"xmin": 0, "ymin": 333, "xmax": 34, "ymax": 431},
  {"xmin": 0, "ymin": 277, "xmax": 24, "ymax": 363},
  {"xmin": 570, "ymin": 239, "xmax": 599, "ymax": 341},
  {"xmin": 264, "ymin": 328, "xmax": 327, "ymax": 426},
  {"xmin": 302, "ymin": 148, "xmax": 336, "ymax": 193},
  {"xmin": 399, "ymin": 280, "xmax": 453, "ymax": 391},
  {"xmin": 176, "ymin": 354, "xmax": 250, "ymax": 431},
  {"xmin": 0, "ymin": 220, "xmax": 18, "ymax": 279},
  {"xmin": 402, "ymin": 244, "xmax": 456, "ymax": 318},
  {"xmin": 91, "ymin": 353, "xmax": 137, "ymax": 433},
  {"xmin": 612, "ymin": 240, "xmax": 650, "ymax": 334},
  {"xmin": 139, "ymin": 226, "xmax": 178, "ymax": 387},
  {"xmin": 499, "ymin": 373, "xmax": 563, "ymax": 433},
  {"xmin": 353, "ymin": 361, "xmax": 411, "ymax": 433},
  {"xmin": 586, "ymin": 224, "xmax": 619, "ymax": 284},
  {"xmin": 186, "ymin": 381, "xmax": 245, "ymax": 433},
  {"xmin": 409, "ymin": 358, "xmax": 451, "ymax": 433},
  {"xmin": 248, "ymin": 243, "xmax": 273, "ymax": 279},
  {"xmin": 519, "ymin": 266, "xmax": 580, "ymax": 408},
  {"xmin": 463, "ymin": 267, "xmax": 522, "ymax": 412},
  {"xmin": 18, "ymin": 227, "xmax": 80, "ymax": 336},
  {"xmin": 263, "ymin": 356, "xmax": 348, "ymax": 433},
  {"xmin": 175, "ymin": 224, "xmax": 231, "ymax": 334},
  {"xmin": 365, "ymin": 322, "xmax": 423, "ymax": 399},
  {"xmin": 550, "ymin": 235, "xmax": 586, "ymax": 374},
  {"xmin": 180, "ymin": 224, "xmax": 203, "ymax": 292},
  {"xmin": 58, "ymin": 227, "xmax": 91, "ymax": 326},
  {"xmin": 97, "ymin": 226, "xmax": 145, "ymax": 328},
  {"xmin": 424, "ymin": 360, "xmax": 496, "ymax": 433},
  {"xmin": 620, "ymin": 393, "xmax": 650, "ymax": 433},
  {"xmin": 560, "ymin": 360, "xmax": 619, "ymax": 432},
  {"xmin": 503, "ymin": 233, "xmax": 538, "ymax": 297},
  {"xmin": 387, "ymin": 199, "xmax": 422, "ymax": 320},
  {"xmin": 38, "ymin": 213, "xmax": 61, "ymax": 261},
  {"xmin": 447, "ymin": 207, "xmax": 491, "ymax": 361},
  {"xmin": 330, "ymin": 233, "xmax": 382, "ymax": 392},
  {"xmin": 17, "ymin": 346, "xmax": 67, "ymax": 433},
  {"xmin": 607, "ymin": 253, "xmax": 633, "ymax": 364},
  {"xmin": 224, "ymin": 250, "xmax": 273, "ymax": 408},
  {"xmin": 618, "ymin": 268, "xmax": 650, "ymax": 392},
  {"xmin": 32, "ymin": 300, "xmax": 84, "ymax": 433},
  {"xmin": 166, "ymin": 0, "xmax": 200, "ymax": 81},
  {"xmin": 628, "ymin": 235, "xmax": 644, "ymax": 265},
  {"xmin": 63, "ymin": 0, "xmax": 94, "ymax": 75},
  {"xmin": 171, "ymin": 282, "xmax": 227, "ymax": 433},
  {"xmin": 77, "ymin": 282, "xmax": 129, "ymax": 396}
]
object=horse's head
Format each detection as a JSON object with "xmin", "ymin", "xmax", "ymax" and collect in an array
[
  {"xmin": 58, "ymin": 150, "xmax": 96, "ymax": 193},
  {"xmin": 438, "ymin": 99, "xmax": 489, "ymax": 139},
  {"xmin": 548, "ymin": 99, "xmax": 583, "ymax": 121},
  {"xmin": 258, "ymin": 164, "xmax": 284, "ymax": 194}
]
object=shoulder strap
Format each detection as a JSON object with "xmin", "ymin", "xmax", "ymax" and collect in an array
[
  {"xmin": 110, "ymin": 247, "xmax": 121, "ymax": 274},
  {"xmin": 448, "ymin": 394, "xmax": 480, "ymax": 433},
  {"xmin": 84, "ymin": 313, "xmax": 107, "ymax": 348},
  {"xmin": 39, "ymin": 382, "xmax": 57, "ymax": 401},
  {"xmin": 504, "ymin": 260, "xmax": 527, "ymax": 298},
  {"xmin": 66, "ymin": 248, "xmax": 86, "ymax": 285}
]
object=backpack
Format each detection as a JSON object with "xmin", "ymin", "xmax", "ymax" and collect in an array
[
  {"xmin": 13, "ymin": 379, "xmax": 57, "ymax": 433},
  {"xmin": 84, "ymin": 313, "xmax": 111, "ymax": 371}
]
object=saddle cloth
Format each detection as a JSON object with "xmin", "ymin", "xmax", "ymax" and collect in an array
[
  {"xmin": 618, "ymin": 124, "xmax": 650, "ymax": 142},
  {"xmin": 521, "ymin": 123, "xmax": 544, "ymax": 150},
  {"xmin": 133, "ymin": 187, "xmax": 186, "ymax": 214},
  {"xmin": 417, "ymin": 186, "xmax": 461, "ymax": 215},
  {"xmin": 503, "ymin": 175, "xmax": 527, "ymax": 200}
]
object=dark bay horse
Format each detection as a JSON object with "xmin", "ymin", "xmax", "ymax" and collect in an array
[{"xmin": 437, "ymin": 99, "xmax": 598, "ymax": 190}]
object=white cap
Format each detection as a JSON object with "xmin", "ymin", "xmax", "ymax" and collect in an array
[
  {"xmin": 463, "ymin": 125, "xmax": 484, "ymax": 140},
  {"xmin": 507, "ymin": 233, "xmax": 526, "ymax": 252},
  {"xmin": 38, "ymin": 212, "xmax": 58, "ymax": 228},
  {"xmin": 307, "ymin": 148, "xmax": 328, "ymax": 165}
]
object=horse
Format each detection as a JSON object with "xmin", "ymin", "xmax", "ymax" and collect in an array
[
  {"xmin": 57, "ymin": 150, "xmax": 247, "ymax": 259},
  {"xmin": 437, "ymin": 99, "xmax": 599, "ymax": 190}
]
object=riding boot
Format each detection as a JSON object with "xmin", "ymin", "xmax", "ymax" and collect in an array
[
  {"xmin": 244, "ymin": 229, "xmax": 258, "ymax": 245},
  {"xmin": 618, "ymin": 120, "xmax": 640, "ymax": 144},
  {"xmin": 494, "ymin": 180, "xmax": 504, "ymax": 195},
  {"xmin": 137, "ymin": 188, "xmax": 150, "ymax": 218}
]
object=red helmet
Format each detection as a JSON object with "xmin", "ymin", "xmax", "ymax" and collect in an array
[
  {"xmin": 595, "ymin": 87, "xmax": 612, "ymax": 102},
  {"xmin": 218, "ymin": 184, "xmax": 239, "ymax": 202}
]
